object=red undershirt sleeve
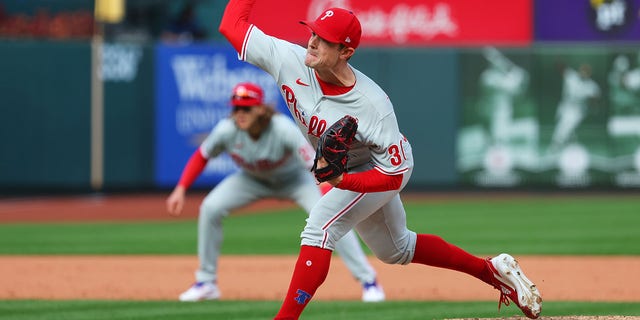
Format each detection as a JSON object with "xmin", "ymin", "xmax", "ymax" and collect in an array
[
  {"xmin": 336, "ymin": 170, "xmax": 403, "ymax": 193},
  {"xmin": 218, "ymin": 0, "xmax": 254, "ymax": 53},
  {"xmin": 177, "ymin": 149, "xmax": 209, "ymax": 189}
]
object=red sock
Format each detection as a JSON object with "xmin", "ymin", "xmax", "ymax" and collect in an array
[
  {"xmin": 274, "ymin": 245, "xmax": 332, "ymax": 320},
  {"xmin": 411, "ymin": 234, "xmax": 493, "ymax": 285}
]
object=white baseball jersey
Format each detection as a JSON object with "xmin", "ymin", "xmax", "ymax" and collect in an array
[
  {"xmin": 200, "ymin": 113, "xmax": 314, "ymax": 181},
  {"xmin": 239, "ymin": 27, "xmax": 413, "ymax": 176},
  {"xmin": 231, "ymin": 23, "xmax": 417, "ymax": 266}
]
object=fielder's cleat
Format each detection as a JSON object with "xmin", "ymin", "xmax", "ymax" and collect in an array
[
  {"xmin": 179, "ymin": 281, "xmax": 221, "ymax": 302},
  {"xmin": 361, "ymin": 281, "xmax": 385, "ymax": 302},
  {"xmin": 488, "ymin": 253, "xmax": 542, "ymax": 319}
]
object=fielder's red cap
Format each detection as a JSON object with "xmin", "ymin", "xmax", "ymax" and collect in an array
[
  {"xmin": 230, "ymin": 82, "xmax": 264, "ymax": 107},
  {"xmin": 300, "ymin": 8, "xmax": 361, "ymax": 49}
]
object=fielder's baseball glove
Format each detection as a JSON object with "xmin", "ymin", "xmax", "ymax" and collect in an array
[{"xmin": 311, "ymin": 115, "xmax": 358, "ymax": 182}]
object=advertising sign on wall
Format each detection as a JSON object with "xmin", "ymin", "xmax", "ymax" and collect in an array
[
  {"xmin": 535, "ymin": 0, "xmax": 640, "ymax": 42},
  {"xmin": 248, "ymin": 0, "xmax": 532, "ymax": 47},
  {"xmin": 154, "ymin": 43, "xmax": 286, "ymax": 188},
  {"xmin": 457, "ymin": 47, "xmax": 640, "ymax": 188}
]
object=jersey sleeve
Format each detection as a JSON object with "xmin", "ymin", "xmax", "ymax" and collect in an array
[
  {"xmin": 337, "ymin": 170, "xmax": 402, "ymax": 192},
  {"xmin": 241, "ymin": 26, "xmax": 309, "ymax": 84},
  {"xmin": 219, "ymin": 0, "xmax": 307, "ymax": 79},
  {"xmin": 363, "ymin": 113, "xmax": 412, "ymax": 177},
  {"xmin": 200, "ymin": 119, "xmax": 234, "ymax": 159},
  {"xmin": 218, "ymin": 0, "xmax": 254, "ymax": 53},
  {"xmin": 176, "ymin": 149, "xmax": 209, "ymax": 189}
]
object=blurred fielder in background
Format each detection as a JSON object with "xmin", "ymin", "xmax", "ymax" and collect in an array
[
  {"xmin": 219, "ymin": 1, "xmax": 542, "ymax": 319},
  {"xmin": 166, "ymin": 82, "xmax": 385, "ymax": 303}
]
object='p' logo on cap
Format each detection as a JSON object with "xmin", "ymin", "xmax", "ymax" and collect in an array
[
  {"xmin": 320, "ymin": 10, "xmax": 334, "ymax": 20},
  {"xmin": 299, "ymin": 7, "xmax": 362, "ymax": 49}
]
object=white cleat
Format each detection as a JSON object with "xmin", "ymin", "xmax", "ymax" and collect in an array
[
  {"xmin": 362, "ymin": 282, "xmax": 385, "ymax": 302},
  {"xmin": 179, "ymin": 282, "xmax": 221, "ymax": 302},
  {"xmin": 488, "ymin": 253, "xmax": 542, "ymax": 319}
]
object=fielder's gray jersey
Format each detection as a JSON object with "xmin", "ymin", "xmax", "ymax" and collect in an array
[
  {"xmin": 239, "ymin": 26, "xmax": 413, "ymax": 175},
  {"xmin": 200, "ymin": 113, "xmax": 314, "ymax": 182}
]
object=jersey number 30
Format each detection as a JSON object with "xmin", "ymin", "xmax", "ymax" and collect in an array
[{"xmin": 388, "ymin": 138, "xmax": 408, "ymax": 166}]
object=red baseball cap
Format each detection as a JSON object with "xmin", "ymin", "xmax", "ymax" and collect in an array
[
  {"xmin": 230, "ymin": 82, "xmax": 264, "ymax": 107},
  {"xmin": 300, "ymin": 8, "xmax": 361, "ymax": 49}
]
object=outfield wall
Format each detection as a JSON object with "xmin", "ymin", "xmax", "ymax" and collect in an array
[{"xmin": 1, "ymin": 41, "xmax": 639, "ymax": 192}]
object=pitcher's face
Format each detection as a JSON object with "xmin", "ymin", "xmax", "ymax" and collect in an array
[{"xmin": 304, "ymin": 33, "xmax": 342, "ymax": 70}]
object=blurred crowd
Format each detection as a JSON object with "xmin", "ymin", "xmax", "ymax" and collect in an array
[
  {"xmin": 0, "ymin": 1, "xmax": 213, "ymax": 42},
  {"xmin": 0, "ymin": 4, "xmax": 94, "ymax": 39}
]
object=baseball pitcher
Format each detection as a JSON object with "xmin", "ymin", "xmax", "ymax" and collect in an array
[{"xmin": 219, "ymin": 1, "xmax": 542, "ymax": 319}]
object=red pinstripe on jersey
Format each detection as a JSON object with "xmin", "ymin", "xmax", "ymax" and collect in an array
[
  {"xmin": 320, "ymin": 192, "xmax": 365, "ymax": 248},
  {"xmin": 374, "ymin": 165, "xmax": 409, "ymax": 175},
  {"xmin": 239, "ymin": 24, "xmax": 254, "ymax": 61}
]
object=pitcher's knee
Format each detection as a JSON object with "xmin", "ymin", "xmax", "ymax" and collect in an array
[
  {"xmin": 375, "ymin": 250, "xmax": 410, "ymax": 265},
  {"xmin": 369, "ymin": 232, "xmax": 416, "ymax": 265}
]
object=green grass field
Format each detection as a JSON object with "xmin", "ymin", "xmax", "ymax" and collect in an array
[
  {"xmin": 1, "ymin": 194, "xmax": 639, "ymax": 319},
  {"xmin": 1, "ymin": 195, "xmax": 637, "ymax": 255},
  {"xmin": 0, "ymin": 300, "xmax": 638, "ymax": 320}
]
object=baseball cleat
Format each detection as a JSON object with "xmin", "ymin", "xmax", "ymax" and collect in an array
[
  {"xmin": 179, "ymin": 281, "xmax": 221, "ymax": 302},
  {"xmin": 361, "ymin": 281, "xmax": 385, "ymax": 302},
  {"xmin": 488, "ymin": 253, "xmax": 542, "ymax": 319}
]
